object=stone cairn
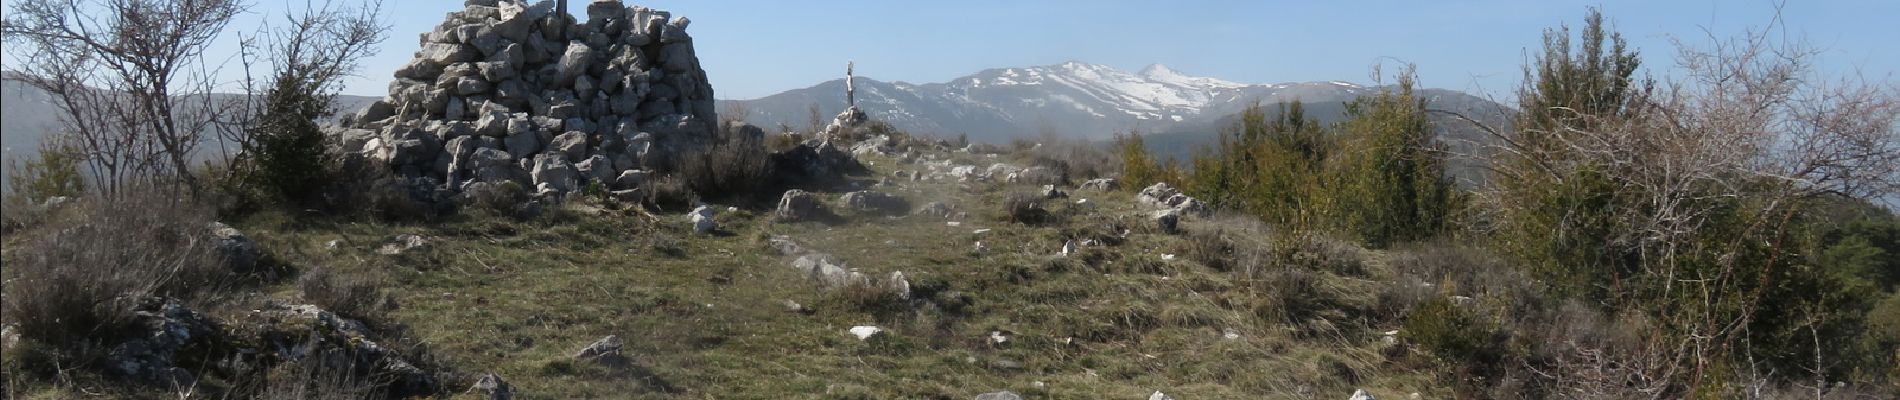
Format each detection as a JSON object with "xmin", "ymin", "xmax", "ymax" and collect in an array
[
  {"xmin": 336, "ymin": 0, "xmax": 717, "ymax": 197},
  {"xmin": 823, "ymin": 61, "xmax": 869, "ymax": 139}
]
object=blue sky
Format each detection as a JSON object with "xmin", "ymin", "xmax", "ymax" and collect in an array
[{"xmin": 16, "ymin": 0, "xmax": 1899, "ymax": 100}]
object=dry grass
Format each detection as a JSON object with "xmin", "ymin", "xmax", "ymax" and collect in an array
[{"xmin": 0, "ymin": 189, "xmax": 232, "ymax": 350}]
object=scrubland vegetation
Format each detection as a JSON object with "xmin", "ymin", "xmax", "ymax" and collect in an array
[{"xmin": 1, "ymin": 4, "xmax": 1895, "ymax": 400}]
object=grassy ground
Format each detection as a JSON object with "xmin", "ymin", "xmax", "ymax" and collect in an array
[{"xmin": 18, "ymin": 150, "xmax": 1449, "ymax": 399}]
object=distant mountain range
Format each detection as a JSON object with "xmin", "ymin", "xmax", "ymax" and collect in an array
[
  {"xmin": 717, "ymin": 61, "xmax": 1512, "ymax": 149},
  {"xmin": 0, "ymin": 76, "xmax": 379, "ymax": 189},
  {"xmin": 3, "ymin": 62, "xmax": 1512, "ymax": 189}
]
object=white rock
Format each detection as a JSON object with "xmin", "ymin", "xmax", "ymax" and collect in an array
[
  {"xmin": 847, "ymin": 325, "xmax": 882, "ymax": 340},
  {"xmin": 1149, "ymin": 391, "xmax": 1176, "ymax": 400},
  {"xmin": 1350, "ymin": 389, "xmax": 1377, "ymax": 400},
  {"xmin": 689, "ymin": 206, "xmax": 716, "ymax": 234}
]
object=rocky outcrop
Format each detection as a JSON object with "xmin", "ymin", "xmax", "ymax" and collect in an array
[
  {"xmin": 339, "ymin": 0, "xmax": 717, "ymax": 197},
  {"xmin": 106, "ymin": 298, "xmax": 221, "ymax": 386},
  {"xmin": 251, "ymin": 302, "xmax": 442, "ymax": 396},
  {"xmin": 769, "ymin": 140, "xmax": 861, "ymax": 182}
]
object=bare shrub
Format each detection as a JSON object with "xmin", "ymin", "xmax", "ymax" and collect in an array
[
  {"xmin": 1014, "ymin": 133, "xmax": 1120, "ymax": 183},
  {"xmin": 1001, "ymin": 191, "xmax": 1048, "ymax": 224},
  {"xmin": 671, "ymin": 125, "xmax": 770, "ymax": 201},
  {"xmin": 0, "ymin": 189, "xmax": 230, "ymax": 350},
  {"xmin": 641, "ymin": 174, "xmax": 699, "ymax": 211}
]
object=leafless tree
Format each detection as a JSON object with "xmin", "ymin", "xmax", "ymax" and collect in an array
[{"xmin": 2, "ymin": 0, "xmax": 248, "ymax": 196}]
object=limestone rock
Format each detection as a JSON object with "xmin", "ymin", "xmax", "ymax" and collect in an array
[
  {"xmin": 470, "ymin": 373, "xmax": 514, "ymax": 400},
  {"xmin": 105, "ymin": 298, "xmax": 219, "ymax": 386},
  {"xmin": 839, "ymin": 190, "xmax": 908, "ymax": 215},
  {"xmin": 551, "ymin": 131, "xmax": 589, "ymax": 162},
  {"xmin": 530, "ymin": 154, "xmax": 579, "ymax": 193},
  {"xmin": 1154, "ymin": 209, "xmax": 1181, "ymax": 234},
  {"xmin": 207, "ymin": 222, "xmax": 259, "ymax": 272},
  {"xmin": 975, "ymin": 391, "xmax": 1024, "ymax": 400},
  {"xmin": 1042, "ymin": 184, "xmax": 1068, "ymax": 199},
  {"xmin": 573, "ymin": 335, "xmax": 626, "ymax": 364},
  {"xmin": 774, "ymin": 189, "xmax": 828, "ymax": 222},
  {"xmin": 689, "ymin": 205, "xmax": 716, "ymax": 234}
]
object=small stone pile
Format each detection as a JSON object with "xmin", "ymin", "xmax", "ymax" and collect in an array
[{"xmin": 336, "ymin": 0, "xmax": 717, "ymax": 197}]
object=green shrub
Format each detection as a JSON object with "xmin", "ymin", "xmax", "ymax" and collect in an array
[
  {"xmin": 1402, "ymin": 296, "xmax": 1511, "ymax": 386},
  {"xmin": 3, "ymin": 133, "xmax": 87, "ymax": 204}
]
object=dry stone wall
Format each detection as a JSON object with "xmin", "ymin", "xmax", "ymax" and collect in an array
[{"xmin": 337, "ymin": 0, "xmax": 717, "ymax": 196}]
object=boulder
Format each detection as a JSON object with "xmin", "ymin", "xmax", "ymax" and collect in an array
[
  {"xmin": 575, "ymin": 155, "xmax": 614, "ymax": 183},
  {"xmin": 975, "ymin": 391, "xmax": 1024, "ymax": 400},
  {"xmin": 417, "ymin": 43, "xmax": 478, "ymax": 66},
  {"xmin": 1042, "ymin": 184, "xmax": 1068, "ymax": 199},
  {"xmin": 470, "ymin": 373, "xmax": 514, "ymax": 400},
  {"xmin": 207, "ymin": 222, "xmax": 259, "ymax": 272},
  {"xmin": 530, "ymin": 155, "xmax": 579, "ymax": 193},
  {"xmin": 887, "ymin": 271, "xmax": 912, "ymax": 300},
  {"xmin": 1080, "ymin": 178, "xmax": 1119, "ymax": 191},
  {"xmin": 556, "ymin": 42, "xmax": 592, "ymax": 85},
  {"xmin": 839, "ymin": 190, "xmax": 908, "ymax": 215},
  {"xmin": 1154, "ymin": 209, "xmax": 1181, "ymax": 234},
  {"xmin": 689, "ymin": 205, "xmax": 716, "ymax": 234},
  {"xmin": 551, "ymin": 131, "xmax": 589, "ymax": 162},
  {"xmin": 774, "ymin": 189, "xmax": 828, "ymax": 222}
]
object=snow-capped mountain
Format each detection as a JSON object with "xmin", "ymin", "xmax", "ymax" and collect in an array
[{"xmin": 720, "ymin": 61, "xmax": 1457, "ymax": 142}]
